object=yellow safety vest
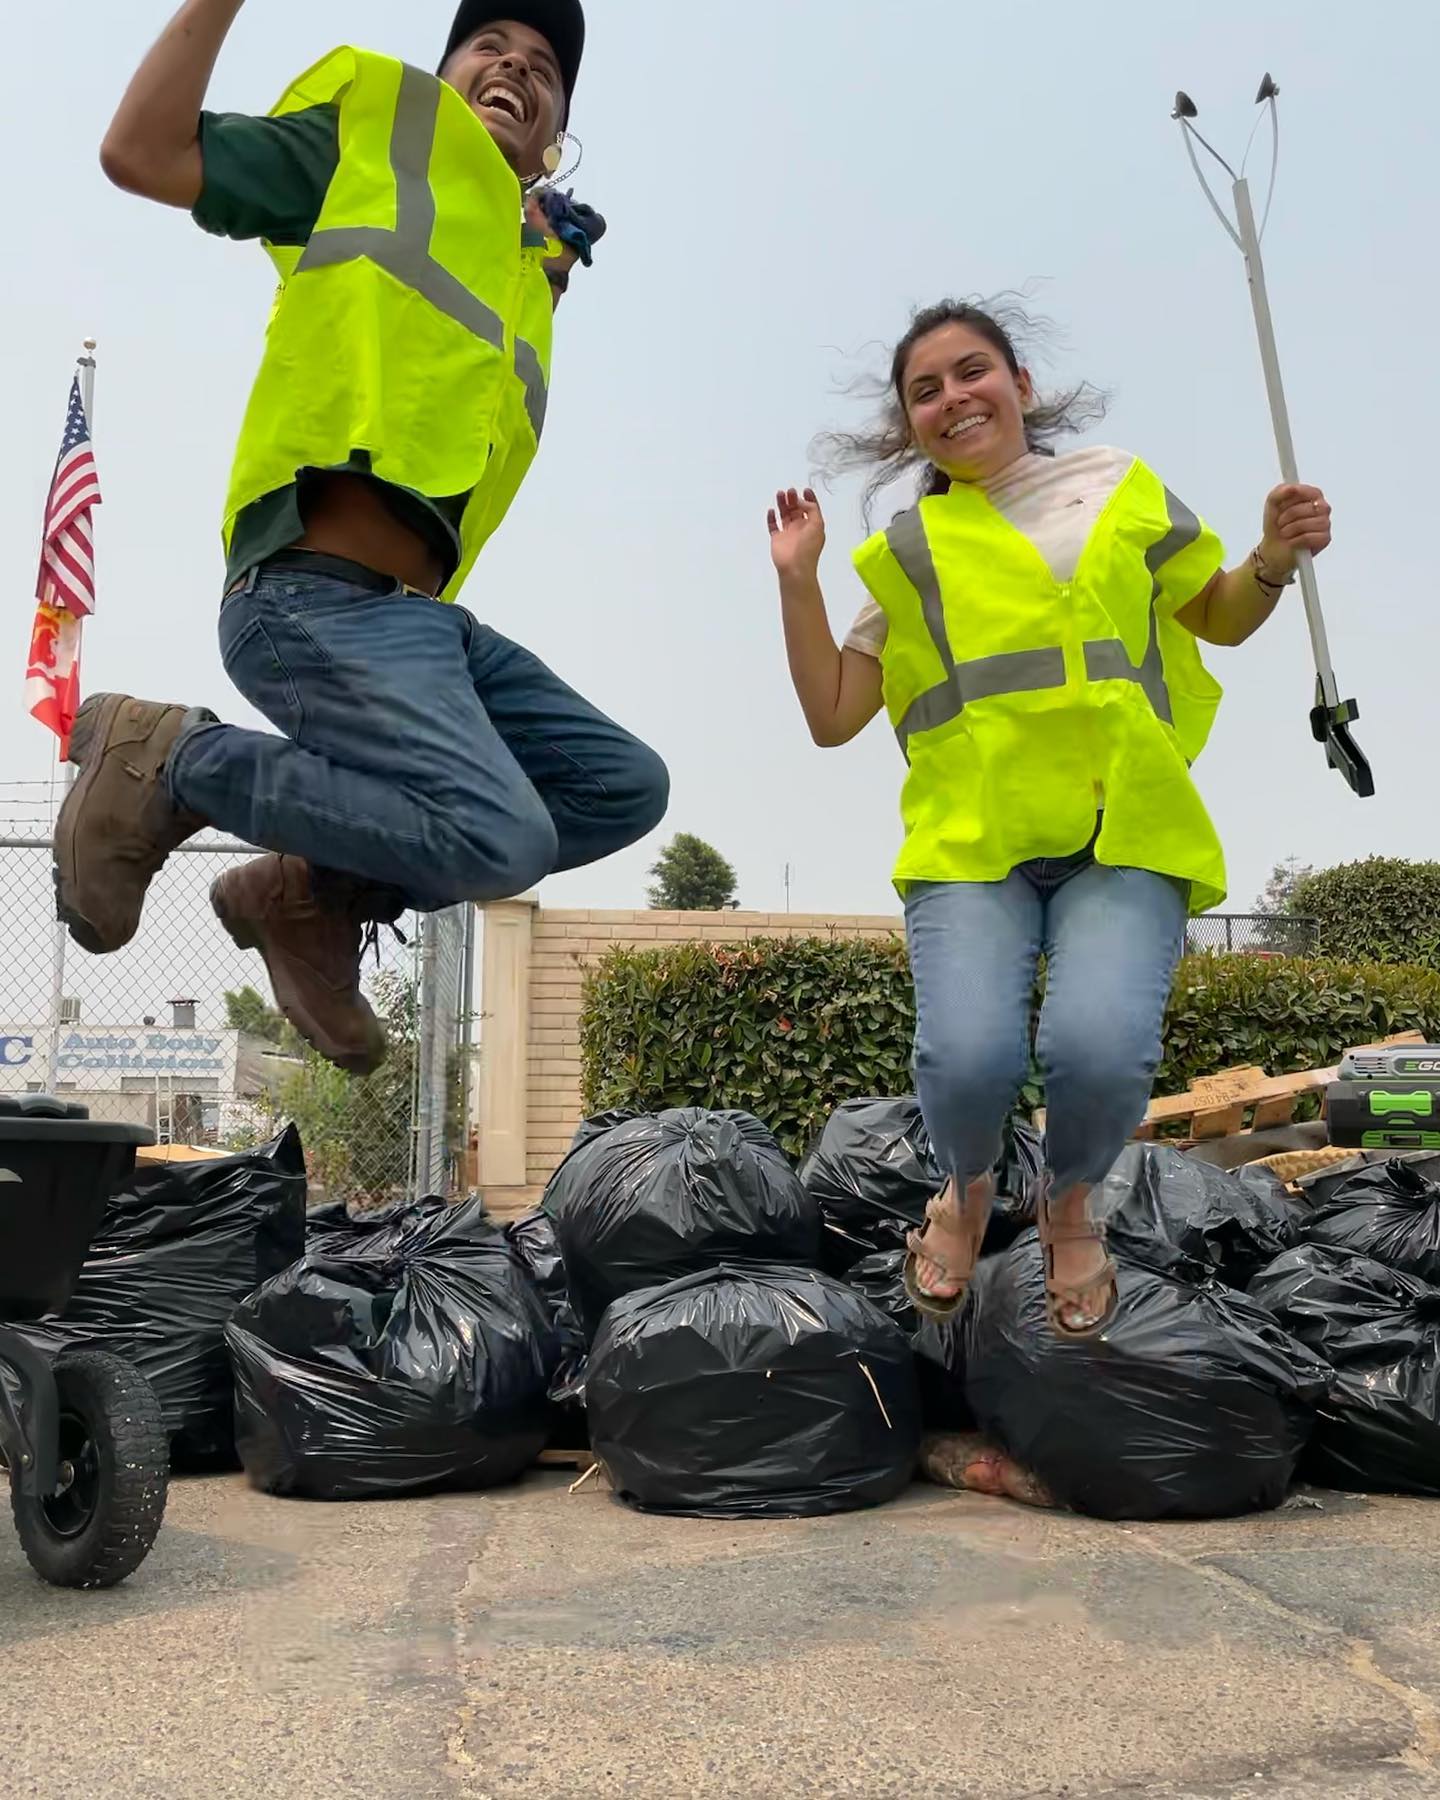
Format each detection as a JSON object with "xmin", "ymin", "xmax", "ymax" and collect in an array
[
  {"xmin": 853, "ymin": 456, "xmax": 1229, "ymax": 913},
  {"xmin": 222, "ymin": 46, "xmax": 558, "ymax": 601}
]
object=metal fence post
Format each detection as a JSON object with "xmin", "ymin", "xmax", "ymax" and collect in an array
[
  {"xmin": 458, "ymin": 903, "xmax": 477, "ymax": 1191},
  {"xmin": 415, "ymin": 911, "xmax": 441, "ymax": 1197},
  {"xmin": 413, "ymin": 905, "xmax": 469, "ymax": 1200}
]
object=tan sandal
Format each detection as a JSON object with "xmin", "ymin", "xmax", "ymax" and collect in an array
[
  {"xmin": 902, "ymin": 1178, "xmax": 993, "ymax": 1321},
  {"xmin": 1036, "ymin": 1182, "xmax": 1119, "ymax": 1341}
]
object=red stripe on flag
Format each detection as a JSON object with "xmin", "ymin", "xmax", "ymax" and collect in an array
[{"xmin": 28, "ymin": 374, "xmax": 101, "ymax": 741}]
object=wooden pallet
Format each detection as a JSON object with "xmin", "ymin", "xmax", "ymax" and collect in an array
[
  {"xmin": 1136, "ymin": 1032, "xmax": 1425, "ymax": 1147},
  {"xmin": 534, "ymin": 1446, "xmax": 609, "ymax": 1491},
  {"xmin": 535, "ymin": 1447, "xmax": 596, "ymax": 1471}
]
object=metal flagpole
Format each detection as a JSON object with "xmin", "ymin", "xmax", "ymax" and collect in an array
[{"xmin": 43, "ymin": 338, "xmax": 97, "ymax": 1095}]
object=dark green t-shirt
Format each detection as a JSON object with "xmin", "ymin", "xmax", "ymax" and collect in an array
[{"xmin": 195, "ymin": 106, "xmax": 467, "ymax": 587}]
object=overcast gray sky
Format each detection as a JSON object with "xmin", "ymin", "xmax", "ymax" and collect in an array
[{"xmin": 4, "ymin": 0, "xmax": 1435, "ymax": 922}]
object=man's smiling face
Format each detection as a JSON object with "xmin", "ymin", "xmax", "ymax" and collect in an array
[{"xmin": 441, "ymin": 19, "xmax": 564, "ymax": 176}]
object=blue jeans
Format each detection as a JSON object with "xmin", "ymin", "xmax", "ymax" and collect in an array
[
  {"xmin": 905, "ymin": 854, "xmax": 1187, "ymax": 1193},
  {"xmin": 167, "ymin": 560, "xmax": 670, "ymax": 912}
]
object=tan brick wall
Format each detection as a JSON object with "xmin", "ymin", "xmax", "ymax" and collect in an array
[{"xmin": 477, "ymin": 901, "xmax": 902, "ymax": 1219}]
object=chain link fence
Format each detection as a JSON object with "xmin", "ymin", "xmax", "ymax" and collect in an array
[
  {"xmin": 0, "ymin": 831, "xmax": 472, "ymax": 1211},
  {"xmin": 1185, "ymin": 913, "xmax": 1320, "ymax": 956}
]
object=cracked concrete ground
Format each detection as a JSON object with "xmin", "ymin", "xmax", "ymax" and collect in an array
[{"xmin": 4, "ymin": 1474, "xmax": 1440, "ymax": 1799}]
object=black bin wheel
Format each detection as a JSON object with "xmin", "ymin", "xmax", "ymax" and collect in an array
[{"xmin": 10, "ymin": 1350, "xmax": 169, "ymax": 1589}]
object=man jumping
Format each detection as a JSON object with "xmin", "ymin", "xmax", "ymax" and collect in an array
[{"xmin": 57, "ymin": 0, "xmax": 668, "ymax": 1074}]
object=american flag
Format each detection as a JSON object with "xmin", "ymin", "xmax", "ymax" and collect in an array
[{"xmin": 26, "ymin": 369, "xmax": 102, "ymax": 752}]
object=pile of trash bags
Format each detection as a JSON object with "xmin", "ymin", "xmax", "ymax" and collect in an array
[
  {"xmin": 228, "ymin": 1195, "xmax": 559, "ymax": 1499},
  {"xmin": 808, "ymin": 1120, "xmax": 1335, "ymax": 1519},
  {"xmin": 538, "ymin": 1101, "xmax": 1414, "ymax": 1523},
  {"xmin": 19, "ymin": 1126, "xmax": 307, "ymax": 1467},
  {"xmin": 954, "ymin": 1144, "xmax": 1440, "ymax": 1517},
  {"xmin": 543, "ymin": 1105, "xmax": 920, "ymax": 1517},
  {"xmin": 34, "ymin": 1081, "xmax": 1438, "ymax": 1524},
  {"xmin": 1248, "ymin": 1158, "xmax": 1440, "ymax": 1496}
]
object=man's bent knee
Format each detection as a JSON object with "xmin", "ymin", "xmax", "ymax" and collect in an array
[
  {"xmin": 610, "ymin": 740, "xmax": 670, "ymax": 847},
  {"xmin": 425, "ymin": 806, "xmax": 558, "ymax": 907}
]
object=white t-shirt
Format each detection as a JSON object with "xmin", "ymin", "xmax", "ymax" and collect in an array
[{"xmin": 845, "ymin": 445, "xmax": 1144, "ymax": 658}]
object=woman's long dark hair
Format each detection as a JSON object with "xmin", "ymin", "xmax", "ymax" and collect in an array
[{"xmin": 813, "ymin": 296, "xmax": 1110, "ymax": 526}]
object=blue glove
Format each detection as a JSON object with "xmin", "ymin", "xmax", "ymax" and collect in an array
[{"xmin": 538, "ymin": 187, "xmax": 607, "ymax": 268}]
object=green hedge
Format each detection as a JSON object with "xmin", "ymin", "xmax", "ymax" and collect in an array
[
  {"xmin": 579, "ymin": 937, "xmax": 1440, "ymax": 1162},
  {"xmin": 1289, "ymin": 857, "xmax": 1440, "ymax": 971}
]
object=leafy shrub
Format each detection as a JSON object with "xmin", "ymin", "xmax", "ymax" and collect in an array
[
  {"xmin": 1289, "ymin": 858, "xmax": 1440, "ymax": 971},
  {"xmin": 579, "ymin": 938, "xmax": 1440, "ymax": 1161}
]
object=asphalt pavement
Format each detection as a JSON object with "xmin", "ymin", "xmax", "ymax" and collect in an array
[{"xmin": 4, "ymin": 1472, "xmax": 1440, "ymax": 1799}]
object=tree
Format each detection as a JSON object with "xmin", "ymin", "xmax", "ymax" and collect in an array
[
  {"xmin": 647, "ymin": 833, "xmax": 739, "ymax": 911},
  {"xmin": 1255, "ymin": 857, "xmax": 1316, "ymax": 917},
  {"xmin": 225, "ymin": 984, "xmax": 286, "ymax": 1043},
  {"xmin": 1288, "ymin": 858, "xmax": 1440, "ymax": 971}
]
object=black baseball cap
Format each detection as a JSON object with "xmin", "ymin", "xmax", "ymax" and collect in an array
[{"xmin": 440, "ymin": 2, "xmax": 586, "ymax": 113}]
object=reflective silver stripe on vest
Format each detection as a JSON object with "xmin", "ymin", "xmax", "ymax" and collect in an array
[
  {"xmin": 1082, "ymin": 488, "xmax": 1199, "ymax": 727},
  {"xmin": 897, "ymin": 649, "xmax": 1066, "ymax": 752},
  {"xmin": 886, "ymin": 511, "xmax": 955, "ymax": 676},
  {"xmin": 296, "ymin": 64, "xmax": 549, "ymax": 440},
  {"xmin": 512, "ymin": 338, "xmax": 549, "ymax": 440},
  {"xmin": 1083, "ymin": 615, "xmax": 1171, "ymax": 725},
  {"xmin": 885, "ymin": 510, "xmax": 1066, "ymax": 754}
]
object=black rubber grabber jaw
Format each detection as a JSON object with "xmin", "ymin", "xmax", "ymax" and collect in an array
[{"xmin": 1312, "ymin": 688, "xmax": 1375, "ymax": 799}]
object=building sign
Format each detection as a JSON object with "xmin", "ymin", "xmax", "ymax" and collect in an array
[
  {"xmin": 0, "ymin": 1026, "xmax": 237, "ymax": 1085},
  {"xmin": 55, "ymin": 1030, "xmax": 229, "ymax": 1076}
]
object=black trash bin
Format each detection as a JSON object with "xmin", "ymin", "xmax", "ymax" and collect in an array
[
  {"xmin": 0, "ymin": 1095, "xmax": 153, "ymax": 1320},
  {"xmin": 0, "ymin": 1095, "xmax": 169, "ymax": 1591}
]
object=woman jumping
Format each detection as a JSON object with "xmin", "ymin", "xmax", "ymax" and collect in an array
[{"xmin": 768, "ymin": 298, "xmax": 1332, "ymax": 1337}]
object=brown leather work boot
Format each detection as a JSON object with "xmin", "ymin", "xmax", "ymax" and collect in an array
[
  {"xmin": 211, "ymin": 854, "xmax": 397, "ymax": 1077},
  {"xmin": 54, "ymin": 692, "xmax": 218, "ymax": 953}
]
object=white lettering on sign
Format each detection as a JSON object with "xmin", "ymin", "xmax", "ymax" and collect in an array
[{"xmin": 0, "ymin": 1026, "xmax": 235, "ymax": 1083}]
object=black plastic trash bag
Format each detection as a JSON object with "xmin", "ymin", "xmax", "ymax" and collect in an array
[
  {"xmin": 963, "ymin": 1236, "xmax": 1331, "ymax": 1519},
  {"xmin": 506, "ymin": 1209, "xmax": 589, "ymax": 1449},
  {"xmin": 798, "ymin": 1096, "xmax": 1042, "ymax": 1274},
  {"xmin": 506, "ymin": 1209, "xmax": 573, "ymax": 1326},
  {"xmin": 544, "ymin": 1109, "xmax": 820, "ymax": 1338},
  {"xmin": 1304, "ymin": 1161, "xmax": 1440, "ymax": 1284},
  {"xmin": 227, "ymin": 1196, "xmax": 559, "ymax": 1499},
  {"xmin": 844, "ymin": 1248, "xmax": 974, "ymax": 1431},
  {"xmin": 567, "ymin": 1108, "xmax": 643, "ymax": 1154},
  {"xmin": 587, "ymin": 1263, "xmax": 921, "ymax": 1518},
  {"xmin": 1298, "ymin": 1150, "xmax": 1440, "ymax": 1212},
  {"xmin": 1102, "ymin": 1143, "xmax": 1303, "ymax": 1290},
  {"xmin": 21, "ymin": 1125, "xmax": 306, "ymax": 1468},
  {"xmin": 304, "ymin": 1194, "xmax": 449, "ymax": 1256},
  {"xmin": 1249, "ymin": 1243, "xmax": 1440, "ymax": 1497}
]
